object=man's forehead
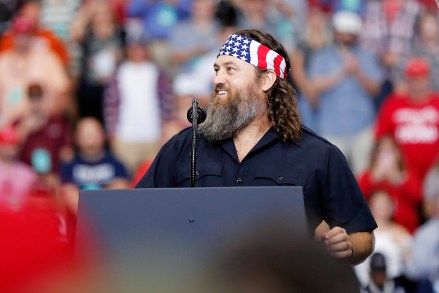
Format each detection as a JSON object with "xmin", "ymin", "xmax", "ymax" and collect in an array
[{"xmin": 214, "ymin": 55, "xmax": 254, "ymax": 69}]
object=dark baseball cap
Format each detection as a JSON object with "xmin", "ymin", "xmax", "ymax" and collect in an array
[{"xmin": 370, "ymin": 252, "xmax": 387, "ymax": 272}]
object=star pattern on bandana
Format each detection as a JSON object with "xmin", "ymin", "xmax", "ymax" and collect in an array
[
  {"xmin": 218, "ymin": 34, "xmax": 252, "ymax": 62},
  {"xmin": 217, "ymin": 33, "xmax": 288, "ymax": 79}
]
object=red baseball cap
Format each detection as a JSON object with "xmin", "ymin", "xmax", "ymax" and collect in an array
[
  {"xmin": 0, "ymin": 127, "xmax": 20, "ymax": 145},
  {"xmin": 405, "ymin": 57, "xmax": 430, "ymax": 78}
]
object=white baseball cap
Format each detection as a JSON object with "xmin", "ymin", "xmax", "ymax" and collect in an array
[{"xmin": 332, "ymin": 11, "xmax": 362, "ymax": 35}]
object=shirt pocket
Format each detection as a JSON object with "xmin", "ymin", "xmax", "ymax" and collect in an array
[
  {"xmin": 177, "ymin": 161, "xmax": 224, "ymax": 187},
  {"xmin": 253, "ymin": 170, "xmax": 307, "ymax": 187}
]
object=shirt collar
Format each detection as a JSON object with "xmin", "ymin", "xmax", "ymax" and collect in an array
[{"xmin": 218, "ymin": 127, "xmax": 295, "ymax": 162}]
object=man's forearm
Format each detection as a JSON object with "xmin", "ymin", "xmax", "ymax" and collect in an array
[
  {"xmin": 349, "ymin": 231, "xmax": 375, "ymax": 265},
  {"xmin": 354, "ymin": 70, "xmax": 380, "ymax": 97},
  {"xmin": 312, "ymin": 70, "xmax": 345, "ymax": 96}
]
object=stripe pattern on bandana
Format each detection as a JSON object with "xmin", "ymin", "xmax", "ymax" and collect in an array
[{"xmin": 217, "ymin": 34, "xmax": 288, "ymax": 79}]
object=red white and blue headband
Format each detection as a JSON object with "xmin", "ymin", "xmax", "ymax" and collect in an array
[{"xmin": 217, "ymin": 33, "xmax": 289, "ymax": 79}]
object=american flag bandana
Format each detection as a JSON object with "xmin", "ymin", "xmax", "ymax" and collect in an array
[{"xmin": 217, "ymin": 34, "xmax": 288, "ymax": 79}]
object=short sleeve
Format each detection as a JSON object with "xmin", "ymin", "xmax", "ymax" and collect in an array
[
  {"xmin": 375, "ymin": 98, "xmax": 395, "ymax": 139},
  {"xmin": 322, "ymin": 145, "xmax": 377, "ymax": 234}
]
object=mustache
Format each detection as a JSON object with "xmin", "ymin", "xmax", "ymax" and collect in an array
[{"xmin": 214, "ymin": 84, "xmax": 228, "ymax": 92}]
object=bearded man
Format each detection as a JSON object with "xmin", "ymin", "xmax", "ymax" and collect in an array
[{"xmin": 136, "ymin": 29, "xmax": 377, "ymax": 265}]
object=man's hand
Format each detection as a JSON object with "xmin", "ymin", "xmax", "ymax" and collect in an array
[
  {"xmin": 322, "ymin": 226, "xmax": 353, "ymax": 259},
  {"xmin": 342, "ymin": 52, "xmax": 360, "ymax": 76},
  {"xmin": 320, "ymin": 226, "xmax": 375, "ymax": 265}
]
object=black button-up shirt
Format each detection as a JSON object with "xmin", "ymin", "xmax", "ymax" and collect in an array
[{"xmin": 136, "ymin": 126, "xmax": 377, "ymax": 234}]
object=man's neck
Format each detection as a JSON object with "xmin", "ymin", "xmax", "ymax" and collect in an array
[
  {"xmin": 410, "ymin": 90, "xmax": 431, "ymax": 103},
  {"xmin": 233, "ymin": 115, "xmax": 271, "ymax": 162},
  {"xmin": 79, "ymin": 150, "xmax": 106, "ymax": 162}
]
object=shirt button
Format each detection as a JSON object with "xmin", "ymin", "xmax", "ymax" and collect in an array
[
  {"xmin": 278, "ymin": 176, "xmax": 283, "ymax": 181},
  {"xmin": 196, "ymin": 171, "xmax": 200, "ymax": 176},
  {"xmin": 236, "ymin": 178, "xmax": 242, "ymax": 183}
]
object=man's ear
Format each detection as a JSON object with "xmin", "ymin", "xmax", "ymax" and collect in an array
[{"xmin": 261, "ymin": 71, "xmax": 277, "ymax": 92}]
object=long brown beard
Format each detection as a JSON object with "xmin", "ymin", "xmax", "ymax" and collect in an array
[{"xmin": 199, "ymin": 84, "xmax": 262, "ymax": 142}]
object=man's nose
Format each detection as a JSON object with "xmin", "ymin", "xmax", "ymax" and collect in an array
[{"xmin": 213, "ymin": 70, "xmax": 226, "ymax": 86}]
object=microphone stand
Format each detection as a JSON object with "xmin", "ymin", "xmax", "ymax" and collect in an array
[{"xmin": 187, "ymin": 99, "xmax": 206, "ymax": 187}]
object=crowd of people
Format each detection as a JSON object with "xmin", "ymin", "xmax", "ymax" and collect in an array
[{"xmin": 0, "ymin": 0, "xmax": 439, "ymax": 291}]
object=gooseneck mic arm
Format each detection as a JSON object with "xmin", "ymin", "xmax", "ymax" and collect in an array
[{"xmin": 187, "ymin": 99, "xmax": 206, "ymax": 187}]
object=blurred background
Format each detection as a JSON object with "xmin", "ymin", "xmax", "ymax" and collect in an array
[{"xmin": 0, "ymin": 0, "xmax": 439, "ymax": 292}]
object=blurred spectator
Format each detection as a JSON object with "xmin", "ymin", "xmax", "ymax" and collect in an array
[
  {"xmin": 13, "ymin": 83, "xmax": 73, "ymax": 176},
  {"xmin": 423, "ymin": 158, "xmax": 439, "ymax": 219},
  {"xmin": 362, "ymin": 252, "xmax": 423, "ymax": 293},
  {"xmin": 126, "ymin": 0, "xmax": 191, "ymax": 70},
  {"xmin": 375, "ymin": 57, "xmax": 439, "ymax": 182},
  {"xmin": 233, "ymin": 0, "xmax": 276, "ymax": 32},
  {"xmin": 70, "ymin": 0, "xmax": 126, "ymax": 125},
  {"xmin": 406, "ymin": 190, "xmax": 439, "ymax": 292},
  {"xmin": 321, "ymin": 0, "xmax": 365, "ymax": 15},
  {"xmin": 234, "ymin": 0, "xmax": 298, "ymax": 53},
  {"xmin": 293, "ymin": 5, "xmax": 332, "ymax": 111},
  {"xmin": 355, "ymin": 190, "xmax": 413, "ymax": 287},
  {"xmin": 361, "ymin": 0, "xmax": 421, "ymax": 109},
  {"xmin": 167, "ymin": 0, "xmax": 219, "ymax": 74},
  {"xmin": 35, "ymin": 0, "xmax": 83, "ymax": 77},
  {"xmin": 216, "ymin": 0, "xmax": 239, "ymax": 28},
  {"xmin": 358, "ymin": 136, "xmax": 422, "ymax": 233},
  {"xmin": 304, "ymin": 10, "xmax": 383, "ymax": 175},
  {"xmin": 393, "ymin": 11, "xmax": 439, "ymax": 93},
  {"xmin": 0, "ymin": 0, "xmax": 21, "ymax": 34},
  {"xmin": 274, "ymin": 0, "xmax": 308, "ymax": 49},
  {"xmin": 0, "ymin": 15, "xmax": 70, "ymax": 127},
  {"xmin": 39, "ymin": 0, "xmax": 82, "ymax": 41},
  {"xmin": 0, "ymin": 0, "xmax": 70, "ymax": 66},
  {"xmin": 104, "ymin": 35, "xmax": 174, "ymax": 174},
  {"xmin": 361, "ymin": 0, "xmax": 420, "ymax": 73},
  {"xmin": 0, "ymin": 126, "xmax": 38, "ymax": 209},
  {"xmin": 60, "ymin": 117, "xmax": 129, "ymax": 215},
  {"xmin": 126, "ymin": 0, "xmax": 190, "ymax": 41}
]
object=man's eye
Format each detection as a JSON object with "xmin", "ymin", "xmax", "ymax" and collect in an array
[{"xmin": 227, "ymin": 67, "xmax": 236, "ymax": 72}]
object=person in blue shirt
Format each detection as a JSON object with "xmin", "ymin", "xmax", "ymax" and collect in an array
[
  {"xmin": 136, "ymin": 28, "xmax": 377, "ymax": 265},
  {"xmin": 61, "ymin": 117, "xmax": 129, "ymax": 215},
  {"xmin": 301, "ymin": 11, "xmax": 383, "ymax": 176},
  {"xmin": 126, "ymin": 0, "xmax": 191, "ymax": 41}
]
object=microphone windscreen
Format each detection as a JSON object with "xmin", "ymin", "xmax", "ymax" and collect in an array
[{"xmin": 187, "ymin": 107, "xmax": 206, "ymax": 124}]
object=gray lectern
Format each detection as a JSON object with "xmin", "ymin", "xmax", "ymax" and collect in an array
[{"xmin": 75, "ymin": 186, "xmax": 307, "ymax": 292}]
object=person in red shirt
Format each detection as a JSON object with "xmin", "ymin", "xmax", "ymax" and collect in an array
[
  {"xmin": 358, "ymin": 135, "xmax": 422, "ymax": 233},
  {"xmin": 375, "ymin": 57, "xmax": 439, "ymax": 182},
  {"xmin": 13, "ymin": 83, "xmax": 73, "ymax": 175},
  {"xmin": 0, "ymin": 1, "xmax": 69, "ymax": 67}
]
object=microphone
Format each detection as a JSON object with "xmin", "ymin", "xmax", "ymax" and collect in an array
[
  {"xmin": 187, "ymin": 104, "xmax": 206, "ymax": 124},
  {"xmin": 187, "ymin": 99, "xmax": 206, "ymax": 188}
]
